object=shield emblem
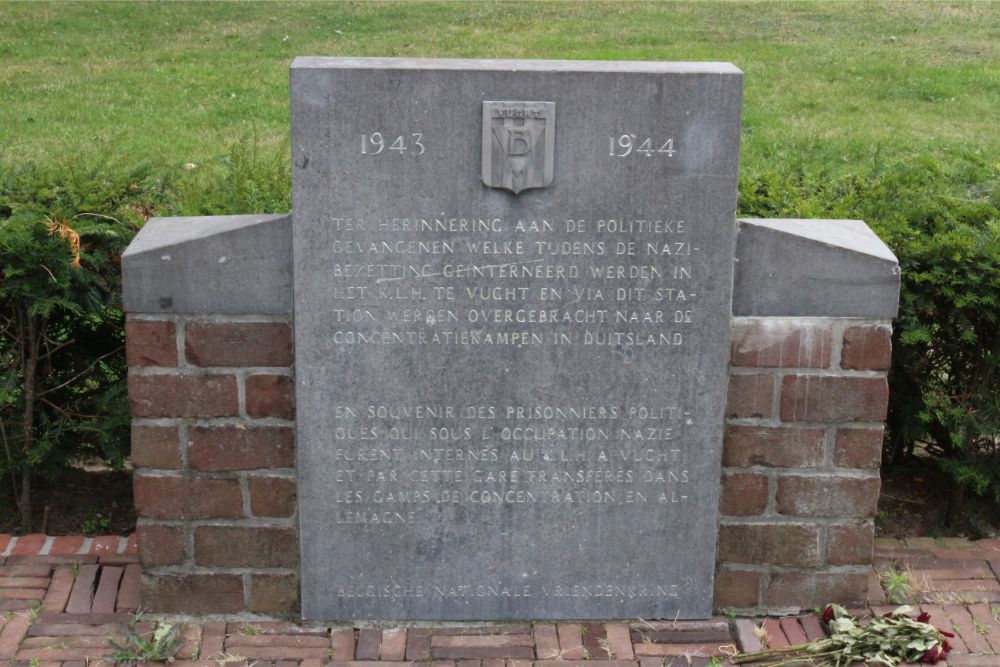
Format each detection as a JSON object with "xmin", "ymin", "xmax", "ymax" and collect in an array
[{"xmin": 482, "ymin": 101, "xmax": 555, "ymax": 194}]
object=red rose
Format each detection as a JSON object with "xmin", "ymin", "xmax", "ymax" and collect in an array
[
  {"xmin": 942, "ymin": 640, "xmax": 952, "ymax": 652},
  {"xmin": 821, "ymin": 605, "xmax": 834, "ymax": 623},
  {"xmin": 939, "ymin": 629, "xmax": 955, "ymax": 638},
  {"xmin": 921, "ymin": 645, "xmax": 948, "ymax": 663},
  {"xmin": 917, "ymin": 611, "xmax": 931, "ymax": 623}
]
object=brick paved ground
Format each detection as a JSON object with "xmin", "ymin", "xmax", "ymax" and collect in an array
[{"xmin": 4, "ymin": 535, "xmax": 1000, "ymax": 665}]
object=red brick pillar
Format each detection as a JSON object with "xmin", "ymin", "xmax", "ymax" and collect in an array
[
  {"xmin": 715, "ymin": 318, "xmax": 891, "ymax": 612},
  {"xmin": 127, "ymin": 316, "xmax": 298, "ymax": 615}
]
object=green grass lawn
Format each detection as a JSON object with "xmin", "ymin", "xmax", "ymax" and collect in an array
[{"xmin": 2, "ymin": 0, "xmax": 999, "ymax": 184}]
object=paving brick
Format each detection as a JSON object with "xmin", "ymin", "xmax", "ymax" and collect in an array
[
  {"xmin": 47, "ymin": 536, "xmax": 85, "ymax": 556},
  {"xmin": 582, "ymin": 623, "xmax": 608, "ymax": 659},
  {"xmin": 245, "ymin": 373, "xmax": 295, "ymax": 419},
  {"xmin": 199, "ymin": 622, "xmax": 227, "ymax": 659},
  {"xmin": 557, "ymin": 624, "xmax": 585, "ymax": 660},
  {"xmin": 730, "ymin": 319, "xmax": 833, "ymax": 368},
  {"xmin": 432, "ymin": 635, "xmax": 531, "ymax": 648},
  {"xmin": 185, "ymin": 321, "xmax": 293, "ymax": 367},
  {"xmin": 380, "ymin": 628, "xmax": 407, "ymax": 660},
  {"xmin": 124, "ymin": 533, "xmax": 138, "ymax": 556},
  {"xmin": 91, "ymin": 565, "xmax": 123, "ymax": 613},
  {"xmin": 406, "ymin": 628, "xmax": 430, "ymax": 661},
  {"xmin": 65, "ymin": 563, "xmax": 99, "ymax": 614},
  {"xmin": 21, "ymin": 635, "xmax": 116, "ymax": 649},
  {"xmin": 0, "ymin": 614, "xmax": 31, "ymax": 659},
  {"xmin": 91, "ymin": 536, "xmax": 122, "ymax": 557},
  {"xmin": 15, "ymin": 648, "xmax": 113, "ymax": 661},
  {"xmin": 0, "ymin": 564, "xmax": 50, "ymax": 577},
  {"xmin": 177, "ymin": 624, "xmax": 204, "ymax": 660},
  {"xmin": 724, "ymin": 425, "xmax": 825, "ymax": 468},
  {"xmin": 10, "ymin": 534, "xmax": 46, "ymax": 556},
  {"xmin": 332, "ymin": 628, "xmax": 357, "ymax": 661},
  {"xmin": 799, "ymin": 615, "xmax": 826, "ymax": 642},
  {"xmin": 432, "ymin": 647, "xmax": 535, "ymax": 659},
  {"xmin": 36, "ymin": 613, "xmax": 131, "ymax": 625},
  {"xmin": 5, "ymin": 555, "xmax": 96, "ymax": 565},
  {"xmin": 604, "ymin": 624, "xmax": 633, "ymax": 660},
  {"xmin": 632, "ymin": 643, "xmax": 723, "ymax": 657},
  {"xmin": 732, "ymin": 619, "xmax": 763, "ymax": 652},
  {"xmin": 126, "ymin": 319, "xmax": 178, "ymax": 367},
  {"xmin": 1, "ymin": 588, "xmax": 45, "ymax": 599},
  {"xmin": 356, "ymin": 628, "xmax": 382, "ymax": 660},
  {"xmin": 778, "ymin": 618, "xmax": 808, "ymax": 645},
  {"xmin": 761, "ymin": 618, "xmax": 788, "ymax": 648},
  {"xmin": 189, "ymin": 425, "xmax": 295, "ymax": 470},
  {"xmin": 227, "ymin": 622, "xmax": 328, "ymax": 636},
  {"xmin": 435, "ymin": 626, "xmax": 531, "ymax": 636},
  {"xmin": 534, "ymin": 623, "xmax": 559, "ymax": 660},
  {"xmin": 966, "ymin": 604, "xmax": 1000, "ymax": 653},
  {"xmin": 943, "ymin": 604, "xmax": 992, "ymax": 655},
  {"xmin": 27, "ymin": 623, "xmax": 130, "ymax": 637},
  {"xmin": 116, "ymin": 563, "xmax": 141, "ymax": 613},
  {"xmin": 725, "ymin": 374, "xmax": 774, "ymax": 419},
  {"xmin": 128, "ymin": 373, "xmax": 239, "ymax": 418},
  {"xmin": 219, "ymin": 647, "xmax": 332, "ymax": 660},
  {"xmin": 227, "ymin": 635, "xmax": 332, "ymax": 648},
  {"xmin": 0, "ymin": 576, "xmax": 49, "ymax": 588}
]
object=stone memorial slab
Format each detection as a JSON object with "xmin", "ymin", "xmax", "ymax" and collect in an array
[{"xmin": 291, "ymin": 57, "xmax": 743, "ymax": 620}]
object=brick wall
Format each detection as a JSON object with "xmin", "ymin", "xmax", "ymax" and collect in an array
[
  {"xmin": 714, "ymin": 317, "xmax": 891, "ymax": 613},
  {"xmin": 128, "ymin": 313, "xmax": 891, "ymax": 618},
  {"xmin": 127, "ymin": 315, "xmax": 298, "ymax": 615}
]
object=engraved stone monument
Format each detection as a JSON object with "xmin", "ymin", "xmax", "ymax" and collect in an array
[{"xmin": 291, "ymin": 58, "xmax": 743, "ymax": 620}]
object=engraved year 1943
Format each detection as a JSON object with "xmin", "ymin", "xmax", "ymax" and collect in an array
[
  {"xmin": 609, "ymin": 135, "xmax": 676, "ymax": 158},
  {"xmin": 361, "ymin": 132, "xmax": 425, "ymax": 155}
]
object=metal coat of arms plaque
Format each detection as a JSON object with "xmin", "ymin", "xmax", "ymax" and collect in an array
[{"xmin": 482, "ymin": 101, "xmax": 555, "ymax": 194}]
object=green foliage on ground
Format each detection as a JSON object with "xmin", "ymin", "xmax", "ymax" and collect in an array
[{"xmin": 0, "ymin": 1, "xmax": 999, "ymax": 523}]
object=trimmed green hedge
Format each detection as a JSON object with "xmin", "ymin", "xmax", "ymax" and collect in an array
[{"xmin": 2, "ymin": 142, "xmax": 999, "ymax": 530}]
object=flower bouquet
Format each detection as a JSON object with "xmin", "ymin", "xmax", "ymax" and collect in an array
[{"xmin": 733, "ymin": 604, "xmax": 953, "ymax": 666}]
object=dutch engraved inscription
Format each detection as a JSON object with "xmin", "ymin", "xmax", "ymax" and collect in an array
[
  {"xmin": 291, "ymin": 57, "xmax": 743, "ymax": 621},
  {"xmin": 482, "ymin": 101, "xmax": 555, "ymax": 194}
]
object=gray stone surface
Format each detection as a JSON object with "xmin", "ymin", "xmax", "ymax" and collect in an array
[
  {"xmin": 733, "ymin": 218, "xmax": 900, "ymax": 318},
  {"xmin": 121, "ymin": 214, "xmax": 900, "ymax": 320},
  {"xmin": 291, "ymin": 57, "xmax": 743, "ymax": 620},
  {"xmin": 122, "ymin": 214, "xmax": 292, "ymax": 315}
]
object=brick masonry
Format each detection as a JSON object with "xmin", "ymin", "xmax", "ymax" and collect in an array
[
  {"xmin": 127, "ymin": 314, "xmax": 297, "ymax": 616},
  {"xmin": 125, "ymin": 313, "xmax": 891, "ymax": 618},
  {"xmin": 718, "ymin": 317, "xmax": 891, "ymax": 614}
]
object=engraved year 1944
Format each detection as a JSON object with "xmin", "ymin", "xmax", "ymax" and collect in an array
[
  {"xmin": 609, "ymin": 135, "xmax": 676, "ymax": 158},
  {"xmin": 361, "ymin": 132, "xmax": 425, "ymax": 155}
]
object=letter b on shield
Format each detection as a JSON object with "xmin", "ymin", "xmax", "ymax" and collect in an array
[{"xmin": 482, "ymin": 101, "xmax": 555, "ymax": 195}]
